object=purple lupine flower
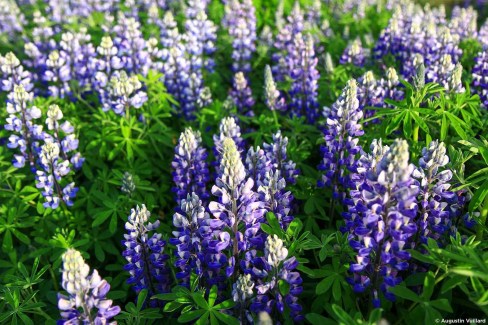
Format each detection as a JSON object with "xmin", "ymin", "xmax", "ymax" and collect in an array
[
  {"xmin": 449, "ymin": 6, "xmax": 477, "ymax": 40},
  {"xmin": 121, "ymin": 171, "xmax": 136, "ymax": 196},
  {"xmin": 426, "ymin": 53, "xmax": 455, "ymax": 85},
  {"xmin": 35, "ymin": 140, "xmax": 78, "ymax": 209},
  {"xmin": 171, "ymin": 193, "xmax": 211, "ymax": 287},
  {"xmin": 45, "ymin": 104, "xmax": 84, "ymax": 169},
  {"xmin": 230, "ymin": 72, "xmax": 255, "ymax": 116},
  {"xmin": 0, "ymin": 0, "xmax": 24, "ymax": 37},
  {"xmin": 257, "ymin": 170, "xmax": 294, "ymax": 229},
  {"xmin": 44, "ymin": 50, "xmax": 72, "ymax": 98},
  {"xmin": 340, "ymin": 38, "xmax": 366, "ymax": 67},
  {"xmin": 113, "ymin": 13, "xmax": 152, "ymax": 76},
  {"xmin": 213, "ymin": 117, "xmax": 245, "ymax": 164},
  {"xmin": 288, "ymin": 33, "xmax": 320, "ymax": 122},
  {"xmin": 445, "ymin": 63, "xmax": 465, "ymax": 94},
  {"xmin": 263, "ymin": 130, "xmax": 299, "ymax": 185},
  {"xmin": 103, "ymin": 71, "xmax": 148, "ymax": 116},
  {"xmin": 172, "ymin": 127, "xmax": 210, "ymax": 205},
  {"xmin": 373, "ymin": 12, "xmax": 403, "ymax": 60},
  {"xmin": 122, "ymin": 205, "xmax": 171, "ymax": 301},
  {"xmin": 245, "ymin": 145, "xmax": 271, "ymax": 186},
  {"xmin": 0, "ymin": 52, "xmax": 33, "ymax": 93},
  {"xmin": 4, "ymin": 84, "xmax": 42, "ymax": 169},
  {"xmin": 357, "ymin": 71, "xmax": 384, "ymax": 123},
  {"xmin": 412, "ymin": 141, "xmax": 459, "ymax": 246},
  {"xmin": 224, "ymin": 0, "xmax": 256, "ymax": 74},
  {"xmin": 263, "ymin": 65, "xmax": 285, "ymax": 112},
  {"xmin": 206, "ymin": 138, "xmax": 266, "ymax": 284},
  {"xmin": 472, "ymin": 50, "xmax": 488, "ymax": 108},
  {"xmin": 346, "ymin": 139, "xmax": 419, "ymax": 307},
  {"xmin": 184, "ymin": 3, "xmax": 217, "ymax": 73},
  {"xmin": 318, "ymin": 79, "xmax": 363, "ymax": 201},
  {"xmin": 272, "ymin": 2, "xmax": 304, "ymax": 82},
  {"xmin": 59, "ymin": 29, "xmax": 97, "ymax": 91},
  {"xmin": 378, "ymin": 67, "xmax": 404, "ymax": 107},
  {"xmin": 479, "ymin": 21, "xmax": 488, "ymax": 49},
  {"xmin": 249, "ymin": 235, "xmax": 303, "ymax": 322},
  {"xmin": 57, "ymin": 249, "xmax": 120, "ymax": 324}
]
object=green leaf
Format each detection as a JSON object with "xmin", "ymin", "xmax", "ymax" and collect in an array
[
  {"xmin": 192, "ymin": 293, "xmax": 209, "ymax": 309},
  {"xmin": 137, "ymin": 290, "xmax": 148, "ymax": 310},
  {"xmin": 469, "ymin": 179, "xmax": 488, "ymax": 212},
  {"xmin": 316, "ymin": 276, "xmax": 335, "ymax": 295},
  {"xmin": 421, "ymin": 272, "xmax": 435, "ymax": 300},
  {"xmin": 213, "ymin": 311, "xmax": 240, "ymax": 325},
  {"xmin": 208, "ymin": 286, "xmax": 217, "ymax": 307},
  {"xmin": 331, "ymin": 304, "xmax": 355, "ymax": 324},
  {"xmin": 178, "ymin": 309, "xmax": 206, "ymax": 323},
  {"xmin": 429, "ymin": 299, "xmax": 453, "ymax": 313},
  {"xmin": 389, "ymin": 285, "xmax": 422, "ymax": 303}
]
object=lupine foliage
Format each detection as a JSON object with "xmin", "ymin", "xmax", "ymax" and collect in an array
[{"xmin": 1, "ymin": 0, "xmax": 488, "ymax": 325}]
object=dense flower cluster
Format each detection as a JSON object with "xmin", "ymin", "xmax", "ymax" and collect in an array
[
  {"xmin": 318, "ymin": 79, "xmax": 363, "ymax": 201},
  {"xmin": 224, "ymin": 0, "xmax": 256, "ymax": 74},
  {"xmin": 345, "ymin": 139, "xmax": 419, "ymax": 307},
  {"xmin": 172, "ymin": 127, "xmax": 210, "ymax": 204},
  {"xmin": 1, "ymin": 53, "xmax": 82, "ymax": 208},
  {"xmin": 57, "ymin": 249, "xmax": 120, "ymax": 324},
  {"xmin": 122, "ymin": 205, "xmax": 171, "ymax": 301}
]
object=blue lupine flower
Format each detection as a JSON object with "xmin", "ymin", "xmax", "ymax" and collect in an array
[
  {"xmin": 263, "ymin": 130, "xmax": 299, "ymax": 185},
  {"xmin": 171, "ymin": 193, "xmax": 211, "ymax": 287},
  {"xmin": 35, "ymin": 140, "xmax": 78, "ymax": 209},
  {"xmin": 0, "ymin": 52, "xmax": 33, "ymax": 93},
  {"xmin": 473, "ymin": 50, "xmax": 488, "ymax": 108},
  {"xmin": 445, "ymin": 62, "xmax": 465, "ymax": 94},
  {"xmin": 207, "ymin": 138, "xmax": 266, "ymax": 283},
  {"xmin": 357, "ymin": 71, "xmax": 384, "ymax": 123},
  {"xmin": 229, "ymin": 72, "xmax": 255, "ymax": 116},
  {"xmin": 345, "ymin": 139, "xmax": 419, "ymax": 307},
  {"xmin": 0, "ymin": 0, "xmax": 25, "ymax": 38},
  {"xmin": 340, "ymin": 38, "xmax": 366, "ymax": 67},
  {"xmin": 57, "ymin": 249, "xmax": 121, "ymax": 324},
  {"xmin": 378, "ymin": 67, "xmax": 404, "ymax": 107},
  {"xmin": 264, "ymin": 65, "xmax": 285, "ymax": 112},
  {"xmin": 449, "ymin": 6, "xmax": 477, "ymax": 40},
  {"xmin": 224, "ymin": 0, "xmax": 256, "ymax": 74},
  {"xmin": 213, "ymin": 117, "xmax": 245, "ymax": 165},
  {"xmin": 412, "ymin": 140, "xmax": 459, "ymax": 246},
  {"xmin": 318, "ymin": 79, "xmax": 363, "ymax": 201},
  {"xmin": 172, "ymin": 127, "xmax": 210, "ymax": 204},
  {"xmin": 103, "ymin": 71, "xmax": 148, "ymax": 116},
  {"xmin": 122, "ymin": 205, "xmax": 171, "ymax": 301},
  {"xmin": 273, "ymin": 2, "xmax": 304, "ymax": 82},
  {"xmin": 250, "ymin": 235, "xmax": 304, "ymax": 322},
  {"xmin": 288, "ymin": 33, "xmax": 320, "ymax": 122},
  {"xmin": 4, "ymin": 84, "xmax": 42, "ymax": 169}
]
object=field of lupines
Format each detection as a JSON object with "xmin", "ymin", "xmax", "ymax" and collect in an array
[{"xmin": 2, "ymin": 0, "xmax": 488, "ymax": 324}]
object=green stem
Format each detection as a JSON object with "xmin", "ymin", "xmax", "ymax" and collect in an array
[
  {"xmin": 413, "ymin": 123, "xmax": 420, "ymax": 143},
  {"xmin": 272, "ymin": 110, "xmax": 279, "ymax": 129}
]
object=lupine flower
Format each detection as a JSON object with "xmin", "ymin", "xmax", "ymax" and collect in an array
[
  {"xmin": 233, "ymin": 273, "xmax": 255, "ymax": 303},
  {"xmin": 0, "ymin": 0, "xmax": 25, "ymax": 37},
  {"xmin": 412, "ymin": 141, "xmax": 459, "ymax": 246},
  {"xmin": 58, "ymin": 249, "xmax": 120, "ymax": 324},
  {"xmin": 229, "ymin": 72, "xmax": 255, "ymax": 116},
  {"xmin": 207, "ymin": 138, "xmax": 266, "ymax": 283},
  {"xmin": 288, "ymin": 33, "xmax": 320, "ymax": 122},
  {"xmin": 450, "ymin": 6, "xmax": 477, "ymax": 40},
  {"xmin": 224, "ymin": 0, "xmax": 256, "ymax": 74},
  {"xmin": 122, "ymin": 205, "xmax": 171, "ymax": 301},
  {"xmin": 171, "ymin": 193, "xmax": 211, "ymax": 287},
  {"xmin": 257, "ymin": 170, "xmax": 294, "ymax": 229},
  {"xmin": 346, "ymin": 139, "xmax": 419, "ymax": 307},
  {"xmin": 263, "ymin": 65, "xmax": 285, "ymax": 112},
  {"xmin": 357, "ymin": 71, "xmax": 384, "ymax": 122},
  {"xmin": 318, "ymin": 79, "xmax": 363, "ymax": 201},
  {"xmin": 44, "ymin": 50, "xmax": 71, "ymax": 98},
  {"xmin": 379, "ymin": 67, "xmax": 404, "ymax": 107},
  {"xmin": 324, "ymin": 52, "xmax": 334, "ymax": 74},
  {"xmin": 103, "ymin": 71, "xmax": 148, "ymax": 116},
  {"xmin": 472, "ymin": 50, "xmax": 488, "ymax": 108},
  {"xmin": 35, "ymin": 141, "xmax": 78, "ymax": 209},
  {"xmin": 273, "ymin": 2, "xmax": 304, "ymax": 82},
  {"xmin": 172, "ymin": 128, "xmax": 210, "ymax": 204},
  {"xmin": 250, "ymin": 235, "xmax": 303, "ymax": 322},
  {"xmin": 121, "ymin": 171, "xmax": 136, "ymax": 195},
  {"xmin": 0, "ymin": 52, "xmax": 33, "ymax": 92},
  {"xmin": 213, "ymin": 117, "xmax": 245, "ymax": 165},
  {"xmin": 113, "ymin": 13, "xmax": 152, "ymax": 76},
  {"xmin": 263, "ymin": 131, "xmax": 299, "ymax": 185},
  {"xmin": 4, "ymin": 84, "xmax": 42, "ymax": 168},
  {"xmin": 445, "ymin": 62, "xmax": 465, "ymax": 94},
  {"xmin": 340, "ymin": 38, "xmax": 366, "ymax": 67}
]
